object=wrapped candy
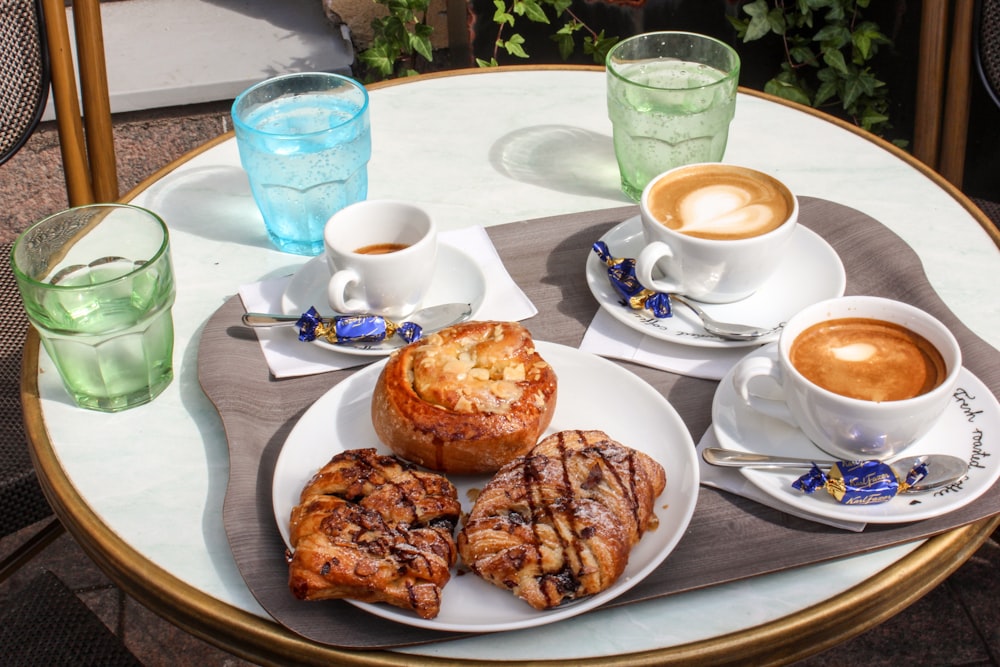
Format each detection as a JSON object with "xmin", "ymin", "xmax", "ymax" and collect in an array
[
  {"xmin": 792, "ymin": 459, "xmax": 929, "ymax": 505},
  {"xmin": 295, "ymin": 307, "xmax": 423, "ymax": 345},
  {"xmin": 592, "ymin": 241, "xmax": 672, "ymax": 318}
]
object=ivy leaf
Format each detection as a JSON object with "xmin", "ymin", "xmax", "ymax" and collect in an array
[
  {"xmin": 815, "ymin": 79, "xmax": 839, "ymax": 106},
  {"xmin": 358, "ymin": 43, "xmax": 397, "ymax": 80},
  {"xmin": 821, "ymin": 46, "xmax": 849, "ymax": 74},
  {"xmin": 860, "ymin": 109, "xmax": 889, "ymax": 131},
  {"xmin": 518, "ymin": 0, "xmax": 550, "ymax": 24},
  {"xmin": 409, "ymin": 24, "xmax": 434, "ymax": 62},
  {"xmin": 584, "ymin": 31, "xmax": 619, "ymax": 63},
  {"xmin": 476, "ymin": 57, "xmax": 499, "ymax": 67},
  {"xmin": 765, "ymin": 77, "xmax": 812, "ymax": 106},
  {"xmin": 789, "ymin": 45, "xmax": 817, "ymax": 65},
  {"xmin": 813, "ymin": 23, "xmax": 850, "ymax": 48},
  {"xmin": 741, "ymin": 0, "xmax": 774, "ymax": 41},
  {"xmin": 549, "ymin": 0, "xmax": 573, "ymax": 15},
  {"xmin": 552, "ymin": 27, "xmax": 575, "ymax": 60},
  {"xmin": 501, "ymin": 33, "xmax": 530, "ymax": 59},
  {"xmin": 493, "ymin": 0, "xmax": 515, "ymax": 27}
]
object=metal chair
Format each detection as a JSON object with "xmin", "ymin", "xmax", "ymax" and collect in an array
[
  {"xmin": 42, "ymin": 0, "xmax": 120, "ymax": 204},
  {"xmin": 0, "ymin": 0, "xmax": 50, "ymax": 167},
  {"xmin": 0, "ymin": 0, "xmax": 65, "ymax": 586},
  {"xmin": 1, "ymin": 3, "xmax": 141, "ymax": 663},
  {"xmin": 974, "ymin": 0, "xmax": 1000, "ymax": 109},
  {"xmin": 912, "ymin": 0, "xmax": 999, "ymax": 229},
  {"xmin": 1, "ymin": 0, "xmax": 123, "ymax": 587},
  {"xmin": 972, "ymin": 0, "xmax": 1000, "ymax": 228}
]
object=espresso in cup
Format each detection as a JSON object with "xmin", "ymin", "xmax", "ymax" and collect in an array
[
  {"xmin": 645, "ymin": 164, "xmax": 794, "ymax": 241},
  {"xmin": 356, "ymin": 242, "xmax": 409, "ymax": 255},
  {"xmin": 636, "ymin": 163, "xmax": 799, "ymax": 303},
  {"xmin": 324, "ymin": 200, "xmax": 437, "ymax": 319},
  {"xmin": 790, "ymin": 318, "xmax": 947, "ymax": 402}
]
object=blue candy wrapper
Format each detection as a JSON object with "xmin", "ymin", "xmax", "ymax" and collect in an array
[
  {"xmin": 592, "ymin": 241, "xmax": 672, "ymax": 318},
  {"xmin": 295, "ymin": 307, "xmax": 423, "ymax": 345},
  {"xmin": 792, "ymin": 459, "xmax": 929, "ymax": 505}
]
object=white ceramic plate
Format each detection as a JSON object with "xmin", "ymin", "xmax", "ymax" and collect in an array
[
  {"xmin": 281, "ymin": 244, "xmax": 486, "ymax": 356},
  {"xmin": 712, "ymin": 344, "xmax": 1000, "ymax": 524},
  {"xmin": 586, "ymin": 216, "xmax": 846, "ymax": 349},
  {"xmin": 272, "ymin": 341, "xmax": 700, "ymax": 632}
]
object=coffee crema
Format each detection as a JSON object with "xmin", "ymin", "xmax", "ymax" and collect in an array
[
  {"xmin": 355, "ymin": 242, "xmax": 409, "ymax": 255},
  {"xmin": 790, "ymin": 317, "xmax": 947, "ymax": 402},
  {"xmin": 646, "ymin": 165, "xmax": 793, "ymax": 240}
]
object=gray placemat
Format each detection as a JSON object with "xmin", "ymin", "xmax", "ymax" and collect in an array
[{"xmin": 200, "ymin": 197, "xmax": 1000, "ymax": 649}]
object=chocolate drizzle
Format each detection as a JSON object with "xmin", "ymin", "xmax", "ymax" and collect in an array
[
  {"xmin": 457, "ymin": 430, "xmax": 666, "ymax": 610},
  {"xmin": 286, "ymin": 448, "xmax": 460, "ymax": 619}
]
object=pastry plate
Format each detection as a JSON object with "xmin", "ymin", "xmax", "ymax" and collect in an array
[
  {"xmin": 712, "ymin": 344, "xmax": 1000, "ymax": 524},
  {"xmin": 272, "ymin": 341, "xmax": 700, "ymax": 632},
  {"xmin": 586, "ymin": 216, "xmax": 846, "ymax": 349},
  {"xmin": 281, "ymin": 244, "xmax": 486, "ymax": 356}
]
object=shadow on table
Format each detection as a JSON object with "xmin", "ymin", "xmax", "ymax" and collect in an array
[{"xmin": 489, "ymin": 124, "xmax": 627, "ymax": 201}]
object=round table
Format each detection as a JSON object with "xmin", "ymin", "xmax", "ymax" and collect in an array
[{"xmin": 23, "ymin": 66, "xmax": 1000, "ymax": 665}]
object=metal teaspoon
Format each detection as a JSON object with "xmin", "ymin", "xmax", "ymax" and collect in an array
[
  {"xmin": 242, "ymin": 302, "xmax": 472, "ymax": 333},
  {"xmin": 670, "ymin": 294, "xmax": 781, "ymax": 341},
  {"xmin": 701, "ymin": 447, "xmax": 969, "ymax": 492}
]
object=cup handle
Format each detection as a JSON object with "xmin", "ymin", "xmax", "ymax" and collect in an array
[
  {"xmin": 732, "ymin": 355, "xmax": 797, "ymax": 426},
  {"xmin": 327, "ymin": 268, "xmax": 365, "ymax": 313},
  {"xmin": 636, "ymin": 242, "xmax": 682, "ymax": 294}
]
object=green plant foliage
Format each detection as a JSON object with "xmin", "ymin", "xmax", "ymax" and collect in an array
[
  {"xmin": 475, "ymin": 0, "xmax": 619, "ymax": 67},
  {"xmin": 357, "ymin": 0, "xmax": 436, "ymax": 81},
  {"xmin": 728, "ymin": 0, "xmax": 896, "ymax": 136}
]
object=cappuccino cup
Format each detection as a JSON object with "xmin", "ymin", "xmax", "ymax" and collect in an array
[
  {"xmin": 324, "ymin": 200, "xmax": 437, "ymax": 319},
  {"xmin": 635, "ymin": 163, "xmax": 798, "ymax": 303},
  {"xmin": 732, "ymin": 296, "xmax": 962, "ymax": 461}
]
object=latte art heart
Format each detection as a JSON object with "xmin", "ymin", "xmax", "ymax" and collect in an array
[
  {"xmin": 646, "ymin": 165, "xmax": 793, "ymax": 240},
  {"xmin": 676, "ymin": 186, "xmax": 779, "ymax": 237}
]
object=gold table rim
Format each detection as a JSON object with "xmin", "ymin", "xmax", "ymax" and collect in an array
[{"xmin": 21, "ymin": 65, "xmax": 1000, "ymax": 666}]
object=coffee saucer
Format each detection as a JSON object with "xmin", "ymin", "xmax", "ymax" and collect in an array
[
  {"xmin": 586, "ymin": 216, "xmax": 846, "ymax": 349},
  {"xmin": 712, "ymin": 344, "xmax": 1000, "ymax": 524},
  {"xmin": 281, "ymin": 245, "xmax": 486, "ymax": 356}
]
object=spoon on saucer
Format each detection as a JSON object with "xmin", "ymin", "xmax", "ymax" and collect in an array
[
  {"xmin": 242, "ymin": 302, "xmax": 472, "ymax": 330},
  {"xmin": 670, "ymin": 295, "xmax": 780, "ymax": 342},
  {"xmin": 701, "ymin": 447, "xmax": 969, "ymax": 492}
]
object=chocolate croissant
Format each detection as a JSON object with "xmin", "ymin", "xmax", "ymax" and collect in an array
[
  {"xmin": 287, "ymin": 448, "xmax": 461, "ymax": 619},
  {"xmin": 457, "ymin": 430, "xmax": 666, "ymax": 610}
]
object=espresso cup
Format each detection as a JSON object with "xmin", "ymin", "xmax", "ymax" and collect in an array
[
  {"xmin": 732, "ymin": 296, "xmax": 962, "ymax": 461},
  {"xmin": 324, "ymin": 200, "xmax": 437, "ymax": 319},
  {"xmin": 634, "ymin": 163, "xmax": 798, "ymax": 303}
]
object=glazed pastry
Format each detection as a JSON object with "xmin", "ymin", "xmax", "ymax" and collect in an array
[
  {"xmin": 287, "ymin": 448, "xmax": 460, "ymax": 619},
  {"xmin": 457, "ymin": 430, "xmax": 665, "ymax": 610},
  {"xmin": 371, "ymin": 321, "xmax": 558, "ymax": 474}
]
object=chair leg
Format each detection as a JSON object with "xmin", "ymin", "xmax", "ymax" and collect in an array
[{"xmin": 0, "ymin": 518, "xmax": 66, "ymax": 584}]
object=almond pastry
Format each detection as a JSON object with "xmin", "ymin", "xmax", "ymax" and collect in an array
[
  {"xmin": 371, "ymin": 321, "xmax": 558, "ymax": 474},
  {"xmin": 287, "ymin": 448, "xmax": 460, "ymax": 619},
  {"xmin": 457, "ymin": 430, "xmax": 665, "ymax": 610}
]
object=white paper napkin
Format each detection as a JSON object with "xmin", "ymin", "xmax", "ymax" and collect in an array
[
  {"xmin": 238, "ymin": 227, "xmax": 537, "ymax": 378},
  {"xmin": 579, "ymin": 309, "xmax": 751, "ymax": 381},
  {"xmin": 696, "ymin": 427, "xmax": 867, "ymax": 532}
]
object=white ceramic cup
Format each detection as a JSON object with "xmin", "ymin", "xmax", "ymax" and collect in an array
[
  {"xmin": 732, "ymin": 296, "xmax": 963, "ymax": 461},
  {"xmin": 635, "ymin": 163, "xmax": 799, "ymax": 303},
  {"xmin": 324, "ymin": 200, "xmax": 437, "ymax": 319}
]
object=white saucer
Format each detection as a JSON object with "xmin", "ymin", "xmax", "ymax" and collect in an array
[
  {"xmin": 281, "ymin": 244, "xmax": 486, "ymax": 356},
  {"xmin": 712, "ymin": 344, "xmax": 1000, "ymax": 524},
  {"xmin": 272, "ymin": 342, "xmax": 699, "ymax": 632},
  {"xmin": 586, "ymin": 216, "xmax": 847, "ymax": 349}
]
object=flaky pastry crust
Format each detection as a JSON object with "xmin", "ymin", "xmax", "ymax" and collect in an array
[
  {"xmin": 457, "ymin": 430, "xmax": 666, "ymax": 610},
  {"xmin": 287, "ymin": 448, "xmax": 460, "ymax": 619},
  {"xmin": 371, "ymin": 321, "xmax": 558, "ymax": 474}
]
